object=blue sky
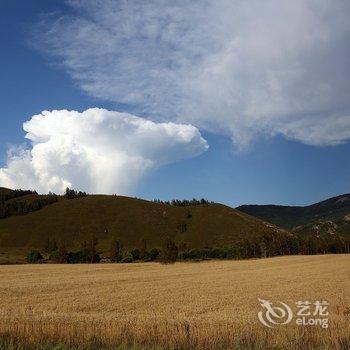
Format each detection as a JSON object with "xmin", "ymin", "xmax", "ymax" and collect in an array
[{"xmin": 1, "ymin": 0, "xmax": 350, "ymax": 207}]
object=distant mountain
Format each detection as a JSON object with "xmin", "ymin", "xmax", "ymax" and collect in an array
[
  {"xmin": 0, "ymin": 188, "xmax": 289, "ymax": 262},
  {"xmin": 237, "ymin": 193, "xmax": 350, "ymax": 235}
]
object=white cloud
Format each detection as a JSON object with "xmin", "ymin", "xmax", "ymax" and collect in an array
[
  {"xmin": 34, "ymin": 0, "xmax": 350, "ymax": 149},
  {"xmin": 0, "ymin": 108, "xmax": 208, "ymax": 194}
]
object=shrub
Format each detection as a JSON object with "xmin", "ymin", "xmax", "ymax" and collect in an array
[
  {"xmin": 210, "ymin": 248, "xmax": 226, "ymax": 259},
  {"xmin": 66, "ymin": 251, "xmax": 78, "ymax": 264},
  {"xmin": 178, "ymin": 247, "xmax": 239, "ymax": 261},
  {"xmin": 77, "ymin": 250, "xmax": 100, "ymax": 263},
  {"xmin": 49, "ymin": 246, "xmax": 100, "ymax": 264},
  {"xmin": 198, "ymin": 248, "xmax": 211, "ymax": 259},
  {"xmin": 148, "ymin": 248, "xmax": 160, "ymax": 261},
  {"xmin": 225, "ymin": 246, "xmax": 238, "ymax": 259},
  {"xmin": 142, "ymin": 251, "xmax": 152, "ymax": 261},
  {"xmin": 121, "ymin": 252, "xmax": 134, "ymax": 263},
  {"xmin": 180, "ymin": 248, "xmax": 210, "ymax": 260},
  {"xmin": 67, "ymin": 251, "xmax": 87, "ymax": 263},
  {"xmin": 49, "ymin": 250, "xmax": 61, "ymax": 263},
  {"xmin": 27, "ymin": 250, "xmax": 44, "ymax": 263},
  {"xmin": 130, "ymin": 249, "xmax": 141, "ymax": 261}
]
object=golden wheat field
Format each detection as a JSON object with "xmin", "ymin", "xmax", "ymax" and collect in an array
[{"xmin": 0, "ymin": 255, "xmax": 349, "ymax": 349}]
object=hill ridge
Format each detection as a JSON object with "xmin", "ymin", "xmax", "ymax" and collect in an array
[
  {"xmin": 0, "ymin": 191, "xmax": 287, "ymax": 253},
  {"xmin": 237, "ymin": 193, "xmax": 350, "ymax": 235}
]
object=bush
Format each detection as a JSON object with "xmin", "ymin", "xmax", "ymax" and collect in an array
[
  {"xmin": 49, "ymin": 250, "xmax": 61, "ymax": 263},
  {"xmin": 130, "ymin": 249, "xmax": 140, "ymax": 261},
  {"xmin": 70, "ymin": 250, "xmax": 100, "ymax": 263},
  {"xmin": 27, "ymin": 250, "xmax": 44, "ymax": 263},
  {"xmin": 121, "ymin": 252, "xmax": 134, "ymax": 263},
  {"xmin": 49, "ymin": 246, "xmax": 100, "ymax": 264},
  {"xmin": 225, "ymin": 246, "xmax": 238, "ymax": 259},
  {"xmin": 142, "ymin": 251, "xmax": 152, "ymax": 261},
  {"xmin": 67, "ymin": 251, "xmax": 85, "ymax": 263},
  {"xmin": 148, "ymin": 248, "xmax": 160, "ymax": 261},
  {"xmin": 178, "ymin": 247, "xmax": 239, "ymax": 261},
  {"xmin": 210, "ymin": 248, "xmax": 226, "ymax": 259},
  {"xmin": 179, "ymin": 248, "xmax": 210, "ymax": 260}
]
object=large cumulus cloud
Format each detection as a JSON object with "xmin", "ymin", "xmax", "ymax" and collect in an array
[
  {"xmin": 34, "ymin": 0, "xmax": 350, "ymax": 149},
  {"xmin": 0, "ymin": 109, "xmax": 208, "ymax": 193}
]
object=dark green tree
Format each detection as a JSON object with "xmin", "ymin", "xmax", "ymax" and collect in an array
[
  {"xmin": 27, "ymin": 250, "xmax": 44, "ymax": 263},
  {"xmin": 160, "ymin": 237, "xmax": 178, "ymax": 264},
  {"xmin": 110, "ymin": 238, "xmax": 123, "ymax": 262},
  {"xmin": 130, "ymin": 249, "xmax": 141, "ymax": 261},
  {"xmin": 139, "ymin": 238, "xmax": 147, "ymax": 260},
  {"xmin": 59, "ymin": 243, "xmax": 69, "ymax": 263}
]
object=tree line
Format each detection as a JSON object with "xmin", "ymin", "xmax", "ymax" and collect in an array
[
  {"xmin": 28, "ymin": 236, "xmax": 100, "ymax": 264},
  {"xmin": 153, "ymin": 198, "xmax": 213, "ymax": 206},
  {"xmin": 0, "ymin": 194, "xmax": 58, "ymax": 219},
  {"xmin": 0, "ymin": 187, "xmax": 88, "ymax": 219},
  {"xmin": 0, "ymin": 189, "xmax": 37, "ymax": 202},
  {"xmin": 27, "ymin": 232, "xmax": 350, "ymax": 264},
  {"xmin": 28, "ymin": 236, "xmax": 173, "ymax": 264},
  {"xmin": 64, "ymin": 188, "xmax": 87, "ymax": 199}
]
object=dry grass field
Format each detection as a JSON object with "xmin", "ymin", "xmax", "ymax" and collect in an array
[{"xmin": 0, "ymin": 255, "xmax": 349, "ymax": 349}]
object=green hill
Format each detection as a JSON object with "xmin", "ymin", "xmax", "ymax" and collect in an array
[
  {"xmin": 0, "ymin": 189, "xmax": 289, "ymax": 263},
  {"xmin": 237, "ymin": 193, "xmax": 350, "ymax": 235}
]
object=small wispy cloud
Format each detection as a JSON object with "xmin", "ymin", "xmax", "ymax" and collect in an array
[
  {"xmin": 0, "ymin": 108, "xmax": 208, "ymax": 193},
  {"xmin": 33, "ymin": 0, "xmax": 350, "ymax": 149}
]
